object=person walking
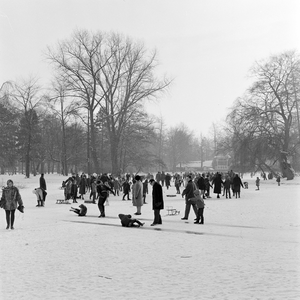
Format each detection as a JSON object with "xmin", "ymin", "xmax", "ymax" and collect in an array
[
  {"xmin": 133, "ymin": 175, "xmax": 143, "ymax": 215},
  {"xmin": 0, "ymin": 179, "xmax": 24, "ymax": 230},
  {"xmin": 149, "ymin": 179, "xmax": 164, "ymax": 226},
  {"xmin": 181, "ymin": 175, "xmax": 198, "ymax": 220},
  {"xmin": 122, "ymin": 179, "xmax": 131, "ymax": 200}
]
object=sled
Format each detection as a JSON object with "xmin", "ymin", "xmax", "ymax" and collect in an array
[
  {"xmin": 84, "ymin": 200, "xmax": 94, "ymax": 204},
  {"xmin": 56, "ymin": 199, "xmax": 71, "ymax": 204},
  {"xmin": 166, "ymin": 206, "xmax": 180, "ymax": 216}
]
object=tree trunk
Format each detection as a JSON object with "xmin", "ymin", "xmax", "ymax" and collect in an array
[{"xmin": 90, "ymin": 112, "xmax": 100, "ymax": 173}]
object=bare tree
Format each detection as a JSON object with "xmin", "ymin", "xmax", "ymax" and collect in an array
[
  {"xmin": 46, "ymin": 29, "xmax": 107, "ymax": 173},
  {"xmin": 9, "ymin": 78, "xmax": 44, "ymax": 178},
  {"xmin": 95, "ymin": 33, "xmax": 170, "ymax": 174},
  {"xmin": 226, "ymin": 51, "xmax": 300, "ymax": 178}
]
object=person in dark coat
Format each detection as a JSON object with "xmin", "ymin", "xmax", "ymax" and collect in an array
[
  {"xmin": 165, "ymin": 173, "xmax": 171, "ymax": 189},
  {"xmin": 122, "ymin": 179, "xmax": 131, "ymax": 200},
  {"xmin": 181, "ymin": 175, "xmax": 198, "ymax": 220},
  {"xmin": 0, "ymin": 179, "xmax": 24, "ymax": 230},
  {"xmin": 118, "ymin": 214, "xmax": 144, "ymax": 227},
  {"xmin": 97, "ymin": 181, "xmax": 115, "ymax": 217},
  {"xmin": 233, "ymin": 174, "xmax": 244, "ymax": 198},
  {"xmin": 39, "ymin": 173, "xmax": 47, "ymax": 205},
  {"xmin": 149, "ymin": 179, "xmax": 164, "ymax": 226},
  {"xmin": 196, "ymin": 173, "xmax": 206, "ymax": 199},
  {"xmin": 71, "ymin": 178, "xmax": 78, "ymax": 203},
  {"xmin": 79, "ymin": 174, "xmax": 87, "ymax": 200},
  {"xmin": 223, "ymin": 176, "xmax": 231, "ymax": 199},
  {"xmin": 212, "ymin": 172, "xmax": 223, "ymax": 198}
]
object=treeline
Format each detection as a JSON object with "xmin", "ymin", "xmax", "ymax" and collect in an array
[{"xmin": 1, "ymin": 29, "xmax": 299, "ymax": 178}]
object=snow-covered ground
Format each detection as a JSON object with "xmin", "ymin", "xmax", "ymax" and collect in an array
[{"xmin": 0, "ymin": 173, "xmax": 299, "ymax": 300}]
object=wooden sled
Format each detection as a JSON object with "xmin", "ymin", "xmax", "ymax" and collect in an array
[
  {"xmin": 166, "ymin": 206, "xmax": 180, "ymax": 216},
  {"xmin": 56, "ymin": 199, "xmax": 71, "ymax": 204}
]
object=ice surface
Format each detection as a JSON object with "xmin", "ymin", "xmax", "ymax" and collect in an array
[{"xmin": 0, "ymin": 174, "xmax": 299, "ymax": 299}]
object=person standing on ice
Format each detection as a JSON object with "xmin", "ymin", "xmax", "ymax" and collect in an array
[
  {"xmin": 39, "ymin": 173, "xmax": 47, "ymax": 205},
  {"xmin": 233, "ymin": 174, "xmax": 244, "ymax": 198},
  {"xmin": 181, "ymin": 175, "xmax": 198, "ymax": 220},
  {"xmin": 0, "ymin": 179, "xmax": 24, "ymax": 230},
  {"xmin": 255, "ymin": 177, "xmax": 260, "ymax": 190},
  {"xmin": 133, "ymin": 175, "xmax": 143, "ymax": 215},
  {"xmin": 149, "ymin": 179, "xmax": 164, "ymax": 226},
  {"xmin": 78, "ymin": 174, "xmax": 87, "ymax": 200},
  {"xmin": 97, "ymin": 181, "xmax": 115, "ymax": 217},
  {"xmin": 212, "ymin": 172, "xmax": 223, "ymax": 198}
]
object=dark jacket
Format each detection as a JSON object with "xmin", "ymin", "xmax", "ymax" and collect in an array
[
  {"xmin": 152, "ymin": 182, "xmax": 164, "ymax": 210},
  {"xmin": 212, "ymin": 174, "xmax": 223, "ymax": 194},
  {"xmin": 197, "ymin": 176, "xmax": 206, "ymax": 190},
  {"xmin": 118, "ymin": 214, "xmax": 132, "ymax": 227},
  {"xmin": 182, "ymin": 180, "xmax": 195, "ymax": 200},
  {"xmin": 233, "ymin": 175, "xmax": 244, "ymax": 192},
  {"xmin": 40, "ymin": 176, "xmax": 47, "ymax": 191}
]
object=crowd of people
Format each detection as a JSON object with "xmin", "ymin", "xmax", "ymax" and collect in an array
[{"xmin": 1, "ymin": 169, "xmax": 280, "ymax": 230}]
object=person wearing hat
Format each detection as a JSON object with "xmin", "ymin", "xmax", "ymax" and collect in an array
[
  {"xmin": 0, "ymin": 179, "xmax": 24, "ymax": 230},
  {"xmin": 149, "ymin": 179, "xmax": 164, "ymax": 226}
]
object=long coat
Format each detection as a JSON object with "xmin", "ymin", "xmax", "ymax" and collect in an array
[
  {"xmin": 233, "ymin": 175, "xmax": 244, "ymax": 192},
  {"xmin": 152, "ymin": 182, "xmax": 164, "ymax": 210},
  {"xmin": 1, "ymin": 186, "xmax": 23, "ymax": 211},
  {"xmin": 132, "ymin": 181, "xmax": 143, "ymax": 207},
  {"xmin": 212, "ymin": 174, "xmax": 223, "ymax": 194},
  {"xmin": 79, "ymin": 176, "xmax": 86, "ymax": 195}
]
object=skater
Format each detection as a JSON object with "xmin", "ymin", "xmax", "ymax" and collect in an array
[
  {"xmin": 255, "ymin": 177, "xmax": 260, "ymax": 190},
  {"xmin": 223, "ymin": 176, "xmax": 231, "ymax": 198},
  {"xmin": 149, "ymin": 179, "xmax": 164, "ymax": 226},
  {"xmin": 97, "ymin": 181, "xmax": 115, "ymax": 217},
  {"xmin": 132, "ymin": 175, "xmax": 143, "ymax": 215},
  {"xmin": 0, "ymin": 179, "xmax": 24, "ymax": 230},
  {"xmin": 192, "ymin": 189, "xmax": 205, "ymax": 224},
  {"xmin": 118, "ymin": 214, "xmax": 144, "ymax": 227},
  {"xmin": 78, "ymin": 174, "xmax": 87, "ymax": 200},
  {"xmin": 233, "ymin": 174, "xmax": 244, "ymax": 198},
  {"xmin": 142, "ymin": 178, "xmax": 148, "ymax": 204},
  {"xmin": 89, "ymin": 178, "xmax": 97, "ymax": 203},
  {"xmin": 181, "ymin": 175, "xmax": 198, "ymax": 220},
  {"xmin": 212, "ymin": 172, "xmax": 223, "ymax": 199},
  {"xmin": 39, "ymin": 173, "xmax": 47, "ymax": 204},
  {"xmin": 70, "ymin": 204, "xmax": 87, "ymax": 216},
  {"xmin": 175, "ymin": 176, "xmax": 181, "ymax": 194},
  {"xmin": 276, "ymin": 175, "xmax": 281, "ymax": 186},
  {"xmin": 71, "ymin": 178, "xmax": 78, "ymax": 203},
  {"xmin": 122, "ymin": 179, "xmax": 131, "ymax": 200}
]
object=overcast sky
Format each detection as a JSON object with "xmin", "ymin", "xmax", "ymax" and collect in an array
[{"xmin": 1, "ymin": 0, "xmax": 300, "ymax": 137}]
